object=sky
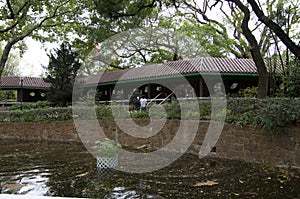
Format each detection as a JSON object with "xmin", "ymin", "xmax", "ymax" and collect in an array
[{"xmin": 19, "ymin": 38, "xmax": 58, "ymax": 77}]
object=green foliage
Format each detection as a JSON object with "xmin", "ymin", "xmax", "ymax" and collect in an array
[
  {"xmin": 0, "ymin": 90, "xmax": 16, "ymax": 101},
  {"xmin": 184, "ymin": 110, "xmax": 200, "ymax": 120},
  {"xmin": 0, "ymin": 111, "xmax": 10, "ymax": 122},
  {"xmin": 221, "ymin": 98, "xmax": 300, "ymax": 131},
  {"xmin": 199, "ymin": 104, "xmax": 211, "ymax": 120},
  {"xmin": 239, "ymin": 87, "xmax": 257, "ymax": 98},
  {"xmin": 130, "ymin": 111, "xmax": 149, "ymax": 119},
  {"xmin": 278, "ymin": 58, "xmax": 300, "ymax": 97},
  {"xmin": 44, "ymin": 43, "xmax": 81, "ymax": 107},
  {"xmin": 8, "ymin": 107, "xmax": 72, "ymax": 122},
  {"xmin": 92, "ymin": 138, "xmax": 121, "ymax": 158},
  {"xmin": 0, "ymin": 0, "xmax": 89, "ymax": 77},
  {"xmin": 96, "ymin": 105, "xmax": 114, "ymax": 120},
  {"xmin": 255, "ymin": 99, "xmax": 300, "ymax": 130},
  {"xmin": 9, "ymin": 101, "xmax": 52, "ymax": 111},
  {"xmin": 1, "ymin": 98, "xmax": 299, "ymax": 133},
  {"xmin": 94, "ymin": 0, "xmax": 156, "ymax": 30},
  {"xmin": 163, "ymin": 102, "xmax": 181, "ymax": 119},
  {"xmin": 110, "ymin": 105, "xmax": 131, "ymax": 118},
  {"xmin": 234, "ymin": 110, "xmax": 257, "ymax": 128}
]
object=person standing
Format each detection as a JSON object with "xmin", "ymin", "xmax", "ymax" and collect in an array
[
  {"xmin": 134, "ymin": 96, "xmax": 141, "ymax": 111},
  {"xmin": 140, "ymin": 95, "xmax": 147, "ymax": 112}
]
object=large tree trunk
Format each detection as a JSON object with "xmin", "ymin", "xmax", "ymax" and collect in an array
[
  {"xmin": 229, "ymin": 0, "xmax": 268, "ymax": 98},
  {"xmin": 252, "ymin": 45, "xmax": 269, "ymax": 98},
  {"xmin": 247, "ymin": 0, "xmax": 300, "ymax": 60},
  {"xmin": 0, "ymin": 41, "xmax": 14, "ymax": 79}
]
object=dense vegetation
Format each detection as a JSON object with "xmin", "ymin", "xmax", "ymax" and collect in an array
[
  {"xmin": 1, "ymin": 98, "xmax": 299, "ymax": 132},
  {"xmin": 43, "ymin": 43, "xmax": 81, "ymax": 107}
]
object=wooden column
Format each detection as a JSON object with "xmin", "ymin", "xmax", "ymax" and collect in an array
[{"xmin": 199, "ymin": 77, "xmax": 204, "ymax": 97}]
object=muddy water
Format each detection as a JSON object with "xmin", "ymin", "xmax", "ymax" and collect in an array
[{"xmin": 0, "ymin": 140, "xmax": 300, "ymax": 198}]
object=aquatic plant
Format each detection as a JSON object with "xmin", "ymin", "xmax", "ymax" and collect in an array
[{"xmin": 92, "ymin": 138, "xmax": 121, "ymax": 158}]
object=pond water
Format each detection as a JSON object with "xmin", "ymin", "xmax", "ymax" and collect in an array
[{"xmin": 1, "ymin": 140, "xmax": 300, "ymax": 198}]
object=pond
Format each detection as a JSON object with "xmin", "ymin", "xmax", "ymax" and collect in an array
[{"xmin": 0, "ymin": 140, "xmax": 300, "ymax": 198}]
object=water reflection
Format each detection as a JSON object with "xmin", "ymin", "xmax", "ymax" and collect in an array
[
  {"xmin": 104, "ymin": 187, "xmax": 142, "ymax": 199},
  {"xmin": 0, "ymin": 140, "xmax": 93, "ymax": 197},
  {"xmin": 13, "ymin": 168, "xmax": 50, "ymax": 195},
  {"xmin": 0, "ymin": 141, "xmax": 165, "ymax": 198},
  {"xmin": 0, "ymin": 140, "xmax": 300, "ymax": 198},
  {"xmin": 1, "ymin": 162, "xmax": 50, "ymax": 195},
  {"xmin": 104, "ymin": 187, "xmax": 165, "ymax": 199}
]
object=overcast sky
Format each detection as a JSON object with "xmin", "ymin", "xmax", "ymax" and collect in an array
[{"xmin": 19, "ymin": 38, "xmax": 58, "ymax": 77}]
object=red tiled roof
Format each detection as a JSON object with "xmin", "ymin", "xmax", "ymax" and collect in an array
[
  {"xmin": 83, "ymin": 57, "xmax": 260, "ymax": 86},
  {"xmin": 1, "ymin": 57, "xmax": 280, "ymax": 88},
  {"xmin": 0, "ymin": 76, "xmax": 51, "ymax": 89},
  {"xmin": 78, "ymin": 69, "xmax": 130, "ymax": 85}
]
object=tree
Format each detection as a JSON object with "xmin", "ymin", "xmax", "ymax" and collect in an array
[
  {"xmin": 72, "ymin": 0, "xmax": 161, "ymax": 59},
  {"xmin": 227, "ymin": 0, "xmax": 300, "ymax": 97},
  {"xmin": 44, "ymin": 43, "xmax": 81, "ymax": 106},
  {"xmin": 92, "ymin": 18, "xmax": 218, "ymax": 70},
  {"xmin": 246, "ymin": 0, "xmax": 300, "ymax": 60},
  {"xmin": 180, "ymin": 1, "xmax": 251, "ymax": 58},
  {"xmin": 0, "ymin": 42, "xmax": 19, "ymax": 101},
  {"xmin": 0, "ymin": 42, "xmax": 20, "ymax": 76},
  {"xmin": 178, "ymin": 0, "xmax": 268, "ymax": 97},
  {"xmin": 86, "ymin": 6, "xmax": 229, "ymax": 71},
  {"xmin": 88, "ymin": 0, "xmax": 298, "ymax": 98},
  {"xmin": 227, "ymin": 0, "xmax": 268, "ymax": 98},
  {"xmin": 278, "ymin": 54, "xmax": 300, "ymax": 97},
  {"xmin": 0, "ymin": 0, "xmax": 88, "ymax": 79},
  {"xmin": 175, "ymin": 0, "xmax": 300, "ymax": 98}
]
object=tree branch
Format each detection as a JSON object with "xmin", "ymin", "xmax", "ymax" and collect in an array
[
  {"xmin": 0, "ymin": 2, "xmax": 30, "ymax": 33},
  {"xmin": 6, "ymin": 0, "xmax": 15, "ymax": 19},
  {"xmin": 247, "ymin": 0, "xmax": 300, "ymax": 59},
  {"xmin": 15, "ymin": 1, "xmax": 30, "ymax": 18},
  {"xmin": 109, "ymin": 0, "xmax": 157, "ymax": 18},
  {"xmin": 15, "ymin": 1, "xmax": 74, "ymax": 42},
  {"xmin": 227, "ymin": 0, "xmax": 268, "ymax": 97}
]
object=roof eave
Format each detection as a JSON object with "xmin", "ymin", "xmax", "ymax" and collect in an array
[{"xmin": 84, "ymin": 72, "xmax": 260, "ymax": 88}]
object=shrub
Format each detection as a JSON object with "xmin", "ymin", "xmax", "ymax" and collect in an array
[
  {"xmin": 96, "ymin": 105, "xmax": 114, "ymax": 120},
  {"xmin": 238, "ymin": 87, "xmax": 257, "ymax": 98},
  {"xmin": 2, "ymin": 98, "xmax": 299, "ymax": 132},
  {"xmin": 163, "ymin": 102, "xmax": 181, "ymax": 119},
  {"xmin": 231, "ymin": 110, "xmax": 256, "ymax": 127},
  {"xmin": 199, "ymin": 105, "xmax": 211, "ymax": 120},
  {"xmin": 130, "ymin": 111, "xmax": 149, "ymax": 119},
  {"xmin": 110, "ymin": 105, "xmax": 130, "ymax": 118},
  {"xmin": 255, "ymin": 99, "xmax": 300, "ymax": 130},
  {"xmin": 92, "ymin": 138, "xmax": 121, "ymax": 158},
  {"xmin": 220, "ymin": 98, "xmax": 300, "ymax": 131},
  {"xmin": 0, "ymin": 111, "xmax": 10, "ymax": 122},
  {"xmin": 9, "ymin": 101, "xmax": 52, "ymax": 111},
  {"xmin": 278, "ymin": 57, "xmax": 300, "ymax": 97},
  {"xmin": 184, "ymin": 110, "xmax": 200, "ymax": 120},
  {"xmin": 8, "ymin": 107, "xmax": 72, "ymax": 122}
]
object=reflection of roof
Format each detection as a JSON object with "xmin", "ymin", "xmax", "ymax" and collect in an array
[
  {"xmin": 83, "ymin": 57, "xmax": 262, "ymax": 86},
  {"xmin": 0, "ymin": 76, "xmax": 51, "ymax": 89}
]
